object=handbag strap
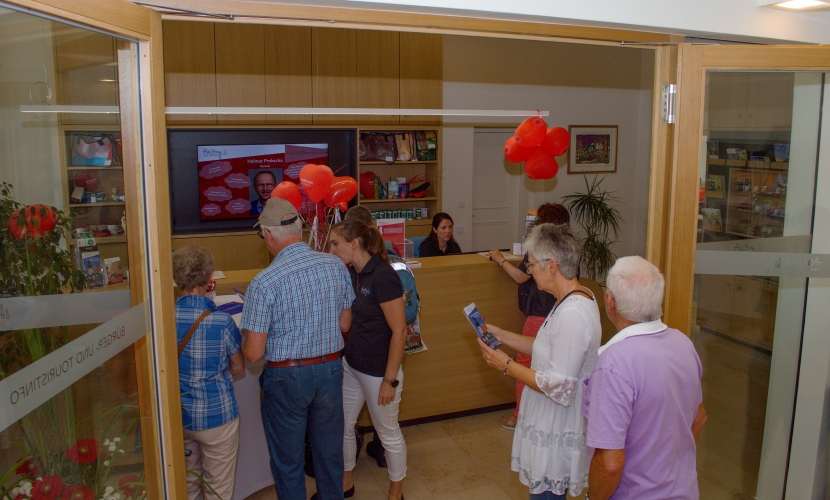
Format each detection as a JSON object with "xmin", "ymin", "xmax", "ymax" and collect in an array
[{"xmin": 178, "ymin": 309, "xmax": 212, "ymax": 357}]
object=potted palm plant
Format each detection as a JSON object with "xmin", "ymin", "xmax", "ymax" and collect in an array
[{"xmin": 563, "ymin": 175, "xmax": 624, "ymax": 283}]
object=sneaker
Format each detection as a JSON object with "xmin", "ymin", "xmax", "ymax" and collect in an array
[{"xmin": 365, "ymin": 434, "xmax": 387, "ymax": 468}]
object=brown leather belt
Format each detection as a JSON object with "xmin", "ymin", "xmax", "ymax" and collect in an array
[{"xmin": 266, "ymin": 352, "xmax": 341, "ymax": 368}]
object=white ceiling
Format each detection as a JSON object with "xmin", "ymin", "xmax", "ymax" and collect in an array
[{"xmin": 146, "ymin": 0, "xmax": 830, "ymax": 44}]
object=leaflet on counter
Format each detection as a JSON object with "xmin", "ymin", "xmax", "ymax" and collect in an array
[{"xmin": 463, "ymin": 302, "xmax": 502, "ymax": 349}]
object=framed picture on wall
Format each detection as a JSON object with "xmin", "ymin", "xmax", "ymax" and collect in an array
[{"xmin": 567, "ymin": 125, "xmax": 618, "ymax": 174}]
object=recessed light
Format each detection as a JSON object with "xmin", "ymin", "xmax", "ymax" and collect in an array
[{"xmin": 760, "ymin": 0, "xmax": 830, "ymax": 10}]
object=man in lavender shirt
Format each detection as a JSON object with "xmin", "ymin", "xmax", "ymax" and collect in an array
[{"xmin": 583, "ymin": 256, "xmax": 707, "ymax": 500}]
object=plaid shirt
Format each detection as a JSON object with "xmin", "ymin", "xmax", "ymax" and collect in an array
[
  {"xmin": 240, "ymin": 242, "xmax": 355, "ymax": 362},
  {"xmin": 176, "ymin": 294, "xmax": 242, "ymax": 431}
]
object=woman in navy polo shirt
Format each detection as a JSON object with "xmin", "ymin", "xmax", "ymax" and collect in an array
[{"xmin": 328, "ymin": 219, "xmax": 407, "ymax": 500}]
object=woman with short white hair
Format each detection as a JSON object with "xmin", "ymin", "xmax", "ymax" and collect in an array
[{"xmin": 478, "ymin": 223, "xmax": 601, "ymax": 500}]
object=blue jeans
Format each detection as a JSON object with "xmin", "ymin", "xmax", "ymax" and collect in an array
[
  {"xmin": 260, "ymin": 359, "xmax": 344, "ymax": 500},
  {"xmin": 530, "ymin": 491, "xmax": 567, "ymax": 500}
]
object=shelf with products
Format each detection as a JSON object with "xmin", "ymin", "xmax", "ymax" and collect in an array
[
  {"xmin": 359, "ymin": 197, "xmax": 438, "ymax": 204},
  {"xmin": 60, "ymin": 125, "xmax": 129, "ymax": 270},
  {"xmin": 724, "ymin": 166, "xmax": 788, "ymax": 238},
  {"xmin": 357, "ymin": 127, "xmax": 441, "ymax": 238}
]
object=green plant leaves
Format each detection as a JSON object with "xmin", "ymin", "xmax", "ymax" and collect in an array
[{"xmin": 562, "ymin": 175, "xmax": 624, "ymax": 281}]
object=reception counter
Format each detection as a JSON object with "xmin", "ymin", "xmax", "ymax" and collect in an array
[{"xmin": 213, "ymin": 253, "xmax": 526, "ymax": 422}]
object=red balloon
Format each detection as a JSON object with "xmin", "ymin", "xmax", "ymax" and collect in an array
[
  {"xmin": 299, "ymin": 164, "xmax": 334, "ymax": 203},
  {"xmin": 541, "ymin": 127, "xmax": 570, "ymax": 157},
  {"xmin": 523, "ymin": 150, "xmax": 559, "ymax": 180},
  {"xmin": 325, "ymin": 176, "xmax": 358, "ymax": 206},
  {"xmin": 271, "ymin": 181, "xmax": 303, "ymax": 210},
  {"xmin": 359, "ymin": 171, "xmax": 376, "ymax": 199},
  {"xmin": 514, "ymin": 117, "xmax": 548, "ymax": 148},
  {"xmin": 504, "ymin": 136, "xmax": 535, "ymax": 163},
  {"xmin": 339, "ymin": 202, "xmax": 348, "ymax": 211}
]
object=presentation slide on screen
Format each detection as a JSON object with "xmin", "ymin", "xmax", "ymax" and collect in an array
[{"xmin": 197, "ymin": 144, "xmax": 328, "ymax": 220}]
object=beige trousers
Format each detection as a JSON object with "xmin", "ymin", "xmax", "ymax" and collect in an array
[{"xmin": 184, "ymin": 417, "xmax": 240, "ymax": 500}]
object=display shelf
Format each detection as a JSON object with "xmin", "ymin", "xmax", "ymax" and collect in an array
[
  {"xmin": 69, "ymin": 201, "xmax": 125, "ymax": 207},
  {"xmin": 360, "ymin": 197, "xmax": 437, "ymax": 204},
  {"xmin": 707, "ymin": 159, "xmax": 788, "ymax": 170},
  {"xmin": 69, "ymin": 235, "xmax": 127, "ymax": 244},
  {"xmin": 67, "ymin": 166, "xmax": 123, "ymax": 171},
  {"xmin": 359, "ymin": 160, "xmax": 439, "ymax": 165}
]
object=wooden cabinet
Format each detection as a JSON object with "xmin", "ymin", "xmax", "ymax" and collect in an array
[
  {"xmin": 358, "ymin": 128, "xmax": 442, "ymax": 238},
  {"xmin": 162, "ymin": 22, "xmax": 442, "ymax": 126},
  {"xmin": 696, "ymin": 274, "xmax": 736, "ymax": 335},
  {"xmin": 707, "ymin": 73, "xmax": 794, "ymax": 130},
  {"xmin": 696, "ymin": 274, "xmax": 777, "ymax": 351}
]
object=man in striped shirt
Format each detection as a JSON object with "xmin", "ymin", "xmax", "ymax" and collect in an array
[{"xmin": 241, "ymin": 198, "xmax": 355, "ymax": 500}]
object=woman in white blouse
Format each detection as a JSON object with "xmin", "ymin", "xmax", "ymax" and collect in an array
[{"xmin": 478, "ymin": 223, "xmax": 601, "ymax": 500}]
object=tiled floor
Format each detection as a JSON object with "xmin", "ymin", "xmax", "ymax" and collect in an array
[{"xmin": 243, "ymin": 410, "xmax": 587, "ymax": 500}]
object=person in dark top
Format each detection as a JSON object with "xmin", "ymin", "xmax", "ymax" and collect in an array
[
  {"xmin": 327, "ymin": 219, "xmax": 407, "ymax": 500},
  {"xmin": 418, "ymin": 212, "xmax": 462, "ymax": 257},
  {"xmin": 487, "ymin": 203, "xmax": 572, "ymax": 430}
]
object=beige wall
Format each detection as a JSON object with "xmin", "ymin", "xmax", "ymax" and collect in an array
[{"xmin": 441, "ymin": 35, "xmax": 654, "ymax": 258}]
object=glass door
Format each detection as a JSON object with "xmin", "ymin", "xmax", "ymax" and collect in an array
[
  {"xmin": 667, "ymin": 45, "xmax": 830, "ymax": 500},
  {"xmin": 0, "ymin": 2, "xmax": 175, "ymax": 499}
]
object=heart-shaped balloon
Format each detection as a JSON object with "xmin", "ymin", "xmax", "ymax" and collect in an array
[
  {"xmin": 541, "ymin": 127, "xmax": 570, "ymax": 157},
  {"xmin": 271, "ymin": 181, "xmax": 303, "ymax": 210},
  {"xmin": 515, "ymin": 117, "xmax": 548, "ymax": 148},
  {"xmin": 299, "ymin": 164, "xmax": 334, "ymax": 203},
  {"xmin": 523, "ymin": 150, "xmax": 559, "ymax": 180},
  {"xmin": 325, "ymin": 176, "xmax": 358, "ymax": 206},
  {"xmin": 504, "ymin": 136, "xmax": 535, "ymax": 163}
]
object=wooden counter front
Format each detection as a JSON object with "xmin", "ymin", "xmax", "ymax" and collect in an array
[{"xmin": 213, "ymin": 253, "xmax": 525, "ymax": 422}]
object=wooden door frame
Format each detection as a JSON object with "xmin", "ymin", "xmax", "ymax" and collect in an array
[
  {"xmin": 3, "ymin": 1, "xmax": 184, "ymax": 498},
  {"xmin": 665, "ymin": 44, "xmax": 830, "ymax": 332}
]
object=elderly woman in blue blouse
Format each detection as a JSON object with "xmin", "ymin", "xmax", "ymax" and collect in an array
[
  {"xmin": 174, "ymin": 245, "xmax": 245, "ymax": 500},
  {"xmin": 478, "ymin": 224, "xmax": 601, "ymax": 500}
]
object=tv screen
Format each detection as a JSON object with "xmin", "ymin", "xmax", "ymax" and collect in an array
[{"xmin": 168, "ymin": 129, "xmax": 357, "ymax": 235}]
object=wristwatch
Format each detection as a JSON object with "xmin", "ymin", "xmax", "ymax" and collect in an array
[{"xmin": 382, "ymin": 377, "xmax": 399, "ymax": 388}]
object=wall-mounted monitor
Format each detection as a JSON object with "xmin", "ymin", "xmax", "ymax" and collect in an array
[{"xmin": 168, "ymin": 129, "xmax": 357, "ymax": 235}]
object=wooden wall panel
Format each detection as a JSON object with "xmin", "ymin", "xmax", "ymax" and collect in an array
[
  {"xmin": 355, "ymin": 30, "xmax": 400, "ymax": 125},
  {"xmin": 312, "ymin": 27, "xmax": 358, "ymax": 125},
  {"xmin": 264, "ymin": 25, "xmax": 313, "ymax": 124},
  {"xmin": 171, "ymin": 233, "xmax": 273, "ymax": 271},
  {"xmin": 54, "ymin": 27, "xmax": 118, "ymax": 125},
  {"xmin": 162, "ymin": 21, "xmax": 217, "ymax": 125},
  {"xmin": 215, "ymin": 23, "xmax": 266, "ymax": 123},
  {"xmin": 400, "ymin": 32, "xmax": 442, "ymax": 126}
]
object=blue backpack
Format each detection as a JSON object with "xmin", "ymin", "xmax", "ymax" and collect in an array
[{"xmin": 389, "ymin": 256, "xmax": 419, "ymax": 324}]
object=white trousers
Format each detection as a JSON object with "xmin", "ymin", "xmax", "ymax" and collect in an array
[
  {"xmin": 342, "ymin": 358, "xmax": 407, "ymax": 481},
  {"xmin": 184, "ymin": 417, "xmax": 240, "ymax": 500}
]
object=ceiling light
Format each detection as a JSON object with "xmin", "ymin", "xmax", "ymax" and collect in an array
[
  {"xmin": 164, "ymin": 107, "xmax": 550, "ymax": 117},
  {"xmin": 760, "ymin": 0, "xmax": 830, "ymax": 10}
]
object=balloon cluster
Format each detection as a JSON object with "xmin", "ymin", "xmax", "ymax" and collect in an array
[
  {"xmin": 504, "ymin": 117, "xmax": 570, "ymax": 180},
  {"xmin": 270, "ymin": 163, "xmax": 358, "ymax": 249}
]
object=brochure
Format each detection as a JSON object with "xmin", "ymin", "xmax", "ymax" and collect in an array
[
  {"xmin": 217, "ymin": 302, "xmax": 244, "ymax": 315},
  {"xmin": 463, "ymin": 302, "xmax": 502, "ymax": 349}
]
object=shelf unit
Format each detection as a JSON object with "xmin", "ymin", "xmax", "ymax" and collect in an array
[
  {"xmin": 60, "ymin": 125, "xmax": 129, "ymax": 270},
  {"xmin": 723, "ymin": 165, "xmax": 788, "ymax": 238},
  {"xmin": 357, "ymin": 128, "xmax": 442, "ymax": 238}
]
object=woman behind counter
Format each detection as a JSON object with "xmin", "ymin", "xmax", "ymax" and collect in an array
[
  {"xmin": 488, "ymin": 203, "xmax": 571, "ymax": 431},
  {"xmin": 419, "ymin": 212, "xmax": 462, "ymax": 257},
  {"xmin": 327, "ymin": 219, "xmax": 408, "ymax": 500},
  {"xmin": 478, "ymin": 224, "xmax": 601, "ymax": 499},
  {"xmin": 173, "ymin": 246, "xmax": 245, "ymax": 500}
]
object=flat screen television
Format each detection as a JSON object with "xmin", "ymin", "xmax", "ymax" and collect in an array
[{"xmin": 168, "ymin": 129, "xmax": 357, "ymax": 235}]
